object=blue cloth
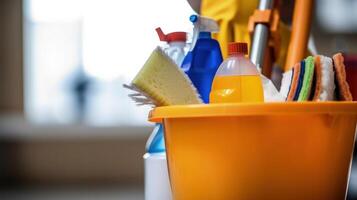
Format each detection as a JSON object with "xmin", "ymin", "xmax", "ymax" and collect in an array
[{"xmin": 293, "ymin": 60, "xmax": 305, "ymax": 101}]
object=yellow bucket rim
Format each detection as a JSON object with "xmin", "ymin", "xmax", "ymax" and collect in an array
[{"xmin": 149, "ymin": 102, "xmax": 357, "ymax": 123}]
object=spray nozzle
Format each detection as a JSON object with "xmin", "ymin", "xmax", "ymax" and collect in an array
[
  {"xmin": 188, "ymin": 15, "xmax": 219, "ymax": 51},
  {"xmin": 189, "ymin": 15, "xmax": 219, "ymax": 33},
  {"xmin": 155, "ymin": 27, "xmax": 187, "ymax": 43},
  {"xmin": 155, "ymin": 27, "xmax": 167, "ymax": 41}
]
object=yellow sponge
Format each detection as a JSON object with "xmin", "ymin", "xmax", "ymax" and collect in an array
[{"xmin": 129, "ymin": 47, "xmax": 202, "ymax": 106}]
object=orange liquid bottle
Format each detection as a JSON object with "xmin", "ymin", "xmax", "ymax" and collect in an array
[{"xmin": 210, "ymin": 42, "xmax": 264, "ymax": 103}]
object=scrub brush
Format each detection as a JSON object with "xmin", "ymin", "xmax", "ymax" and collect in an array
[{"xmin": 124, "ymin": 47, "xmax": 202, "ymax": 106}]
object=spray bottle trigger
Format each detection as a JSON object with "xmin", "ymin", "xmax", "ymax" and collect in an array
[{"xmin": 155, "ymin": 27, "xmax": 167, "ymax": 42}]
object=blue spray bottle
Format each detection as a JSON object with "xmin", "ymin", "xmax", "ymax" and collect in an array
[{"xmin": 181, "ymin": 15, "xmax": 223, "ymax": 103}]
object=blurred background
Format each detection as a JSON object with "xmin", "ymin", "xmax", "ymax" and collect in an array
[{"xmin": 0, "ymin": 0, "xmax": 357, "ymax": 199}]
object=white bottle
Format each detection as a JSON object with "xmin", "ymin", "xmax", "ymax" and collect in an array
[
  {"xmin": 144, "ymin": 28, "xmax": 187, "ymax": 200},
  {"xmin": 155, "ymin": 27, "xmax": 187, "ymax": 65},
  {"xmin": 144, "ymin": 124, "xmax": 172, "ymax": 200}
]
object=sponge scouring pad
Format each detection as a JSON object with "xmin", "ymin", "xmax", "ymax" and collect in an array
[
  {"xmin": 333, "ymin": 53, "xmax": 353, "ymax": 101},
  {"xmin": 312, "ymin": 55, "xmax": 335, "ymax": 101}
]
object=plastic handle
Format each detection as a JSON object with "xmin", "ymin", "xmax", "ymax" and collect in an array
[{"xmin": 156, "ymin": 27, "xmax": 167, "ymax": 42}]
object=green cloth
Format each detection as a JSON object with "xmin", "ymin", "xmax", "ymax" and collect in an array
[{"xmin": 298, "ymin": 56, "xmax": 315, "ymax": 101}]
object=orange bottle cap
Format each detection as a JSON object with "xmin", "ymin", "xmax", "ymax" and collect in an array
[{"xmin": 228, "ymin": 42, "xmax": 248, "ymax": 56}]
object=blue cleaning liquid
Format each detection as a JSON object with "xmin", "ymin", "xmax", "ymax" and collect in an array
[{"xmin": 181, "ymin": 32, "xmax": 223, "ymax": 103}]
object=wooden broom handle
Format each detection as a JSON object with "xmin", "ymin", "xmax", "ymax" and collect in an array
[{"xmin": 284, "ymin": 0, "xmax": 314, "ymax": 71}]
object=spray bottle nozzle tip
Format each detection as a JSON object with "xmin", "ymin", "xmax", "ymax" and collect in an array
[
  {"xmin": 190, "ymin": 15, "xmax": 198, "ymax": 23},
  {"xmin": 155, "ymin": 27, "xmax": 167, "ymax": 42}
]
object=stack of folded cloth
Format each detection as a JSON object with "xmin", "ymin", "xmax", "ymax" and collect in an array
[{"xmin": 280, "ymin": 53, "xmax": 353, "ymax": 101}]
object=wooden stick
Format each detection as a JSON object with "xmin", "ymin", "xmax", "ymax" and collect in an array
[{"xmin": 284, "ymin": 0, "xmax": 313, "ymax": 71}]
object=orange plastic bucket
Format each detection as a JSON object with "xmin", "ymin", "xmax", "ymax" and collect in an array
[{"xmin": 149, "ymin": 102, "xmax": 357, "ymax": 200}]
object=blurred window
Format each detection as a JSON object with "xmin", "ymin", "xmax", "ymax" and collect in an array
[
  {"xmin": 317, "ymin": 0, "xmax": 357, "ymax": 33},
  {"xmin": 24, "ymin": 0, "xmax": 194, "ymax": 126}
]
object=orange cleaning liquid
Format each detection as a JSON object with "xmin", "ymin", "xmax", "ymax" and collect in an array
[{"xmin": 210, "ymin": 75, "xmax": 264, "ymax": 103}]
